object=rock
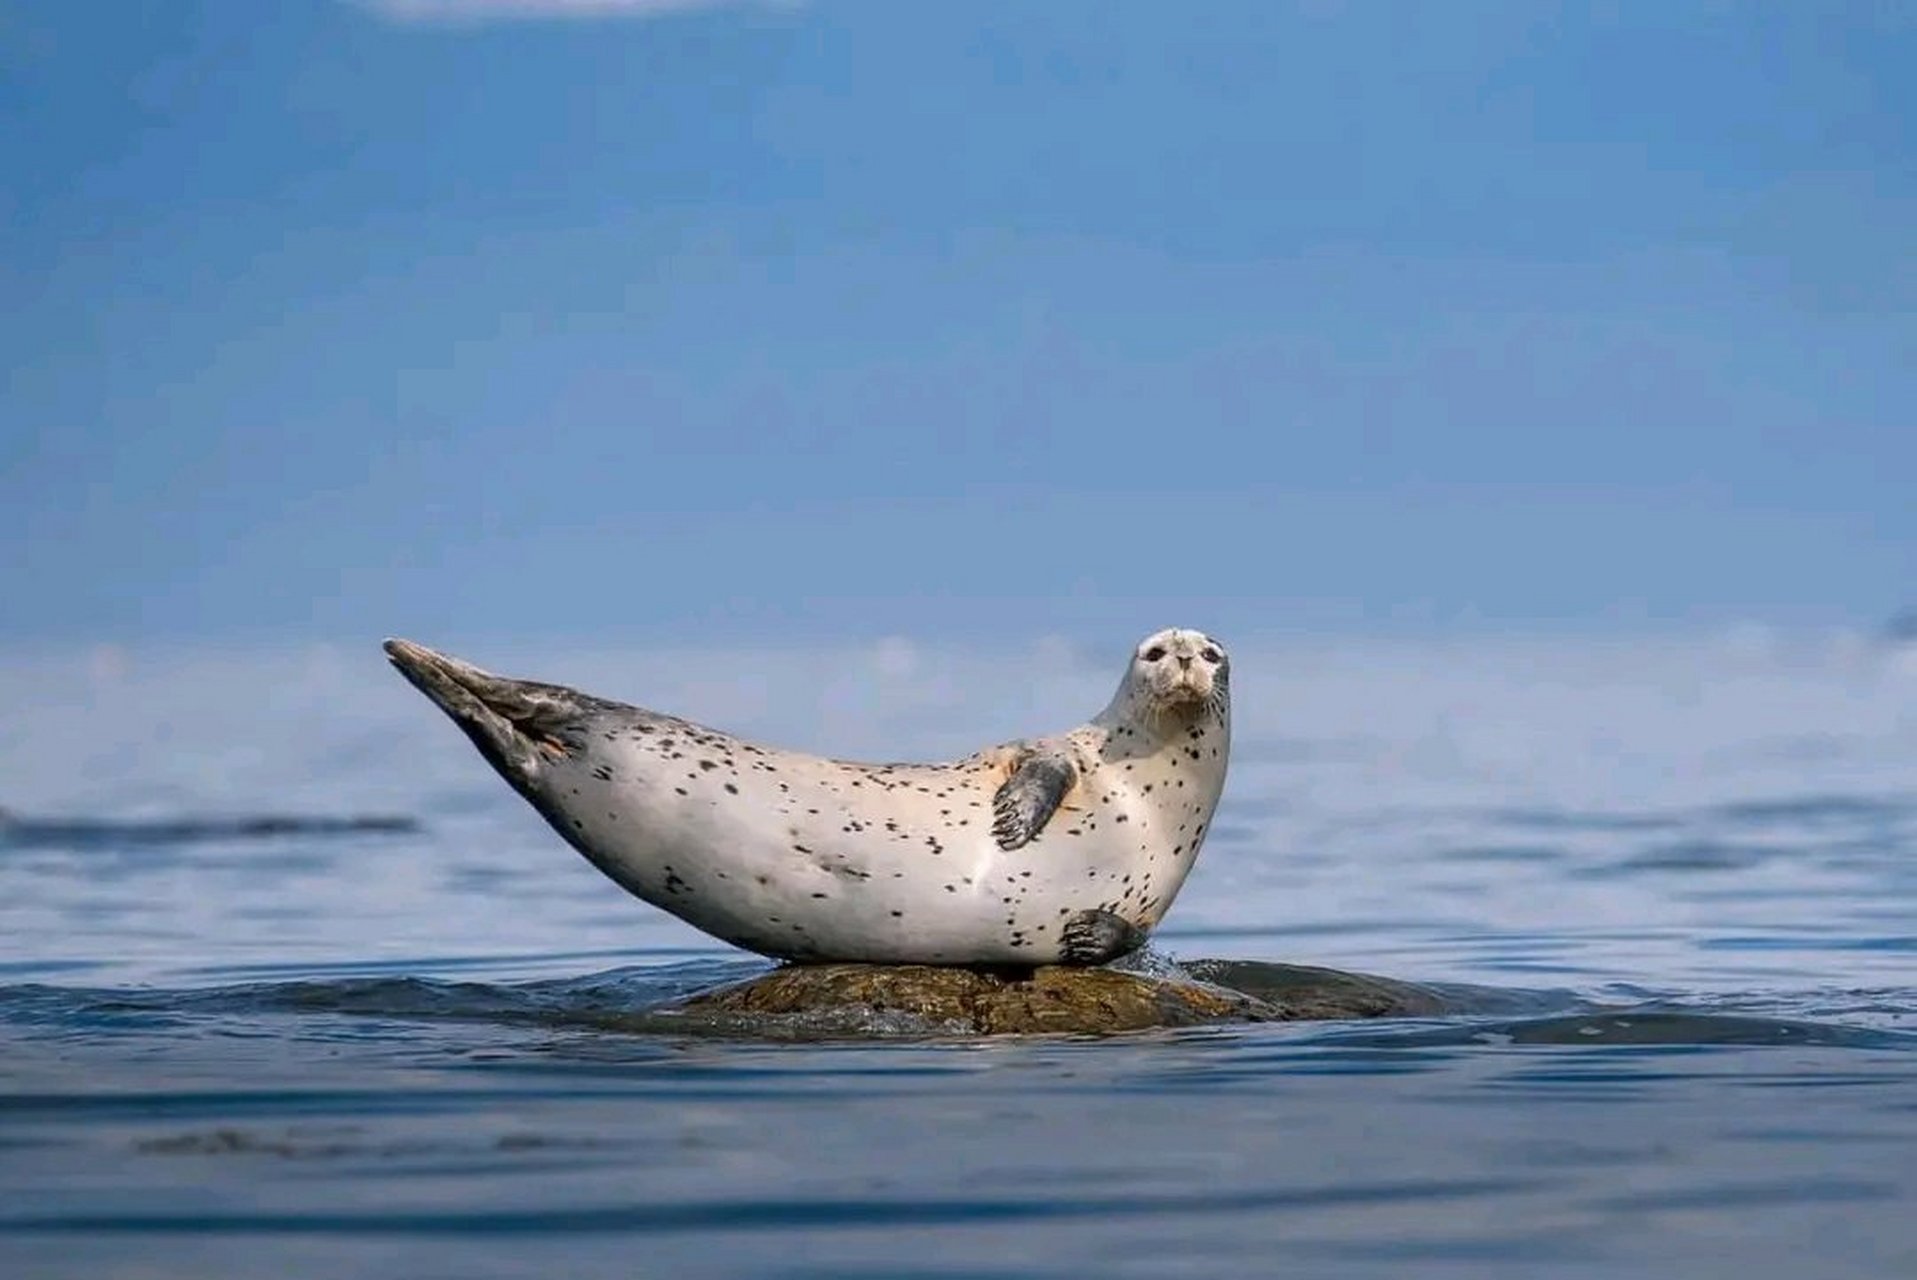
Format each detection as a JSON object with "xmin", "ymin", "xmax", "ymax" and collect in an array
[
  {"xmin": 670, "ymin": 958, "xmax": 1452, "ymax": 1037},
  {"xmin": 1178, "ymin": 958, "xmax": 1454, "ymax": 1020}
]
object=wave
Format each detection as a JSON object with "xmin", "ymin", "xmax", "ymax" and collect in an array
[
  {"xmin": 0, "ymin": 812, "xmax": 420, "ymax": 852},
  {"xmin": 3, "ymin": 961, "xmax": 1910, "ymax": 1050}
]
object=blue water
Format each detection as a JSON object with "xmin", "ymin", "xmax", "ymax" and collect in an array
[{"xmin": 3, "ymin": 631, "xmax": 1916, "ymax": 1278}]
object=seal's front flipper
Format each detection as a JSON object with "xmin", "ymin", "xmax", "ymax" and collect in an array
[
  {"xmin": 1058, "ymin": 909, "xmax": 1148, "ymax": 966},
  {"xmin": 991, "ymin": 750, "xmax": 1077, "ymax": 850}
]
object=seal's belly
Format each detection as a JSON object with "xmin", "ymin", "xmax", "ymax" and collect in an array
[{"xmin": 534, "ymin": 750, "xmax": 1205, "ymax": 965}]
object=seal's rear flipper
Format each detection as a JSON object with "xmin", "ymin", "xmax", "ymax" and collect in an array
[{"xmin": 383, "ymin": 638, "xmax": 594, "ymax": 780}]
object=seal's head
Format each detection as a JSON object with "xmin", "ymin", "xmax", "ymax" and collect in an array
[{"xmin": 1115, "ymin": 627, "xmax": 1229, "ymax": 720}]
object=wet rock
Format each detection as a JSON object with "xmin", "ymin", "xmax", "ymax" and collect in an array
[
  {"xmin": 673, "ymin": 959, "xmax": 1450, "ymax": 1037},
  {"xmin": 1178, "ymin": 958, "xmax": 1454, "ymax": 1020}
]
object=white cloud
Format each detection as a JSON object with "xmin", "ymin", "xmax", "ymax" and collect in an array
[{"xmin": 358, "ymin": 0, "xmax": 789, "ymax": 24}]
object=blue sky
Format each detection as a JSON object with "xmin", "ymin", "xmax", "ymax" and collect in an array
[{"xmin": 3, "ymin": 0, "xmax": 1912, "ymax": 646}]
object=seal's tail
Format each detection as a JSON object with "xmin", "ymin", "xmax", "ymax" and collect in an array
[{"xmin": 383, "ymin": 639, "xmax": 593, "ymax": 780}]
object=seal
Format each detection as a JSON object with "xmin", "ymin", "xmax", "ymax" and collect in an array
[{"xmin": 383, "ymin": 628, "xmax": 1231, "ymax": 966}]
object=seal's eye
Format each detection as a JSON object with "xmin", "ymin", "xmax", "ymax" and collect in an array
[
  {"xmin": 1143, "ymin": 646, "xmax": 1167, "ymax": 663},
  {"xmin": 1201, "ymin": 647, "xmax": 1222, "ymax": 664}
]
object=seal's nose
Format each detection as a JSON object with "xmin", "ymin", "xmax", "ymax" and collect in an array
[{"xmin": 1176, "ymin": 655, "xmax": 1192, "ymax": 670}]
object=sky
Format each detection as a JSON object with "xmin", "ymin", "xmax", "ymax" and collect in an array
[{"xmin": 3, "ymin": 0, "xmax": 1913, "ymax": 648}]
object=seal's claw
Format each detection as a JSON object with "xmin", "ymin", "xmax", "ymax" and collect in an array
[{"xmin": 1058, "ymin": 909, "xmax": 1148, "ymax": 966}]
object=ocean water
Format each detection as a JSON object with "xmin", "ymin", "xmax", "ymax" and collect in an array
[{"xmin": 3, "ymin": 629, "xmax": 1915, "ymax": 1278}]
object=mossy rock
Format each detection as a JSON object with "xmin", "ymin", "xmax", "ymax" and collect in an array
[{"xmin": 672, "ymin": 959, "xmax": 1450, "ymax": 1037}]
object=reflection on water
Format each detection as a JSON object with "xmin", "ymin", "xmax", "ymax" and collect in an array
[{"xmin": 1, "ymin": 631, "xmax": 1915, "ymax": 1278}]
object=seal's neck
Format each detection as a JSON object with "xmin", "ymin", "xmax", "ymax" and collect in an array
[{"xmin": 1092, "ymin": 677, "xmax": 1225, "ymax": 745}]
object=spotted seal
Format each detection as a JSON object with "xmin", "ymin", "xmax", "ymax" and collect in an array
[{"xmin": 383, "ymin": 628, "xmax": 1230, "ymax": 965}]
